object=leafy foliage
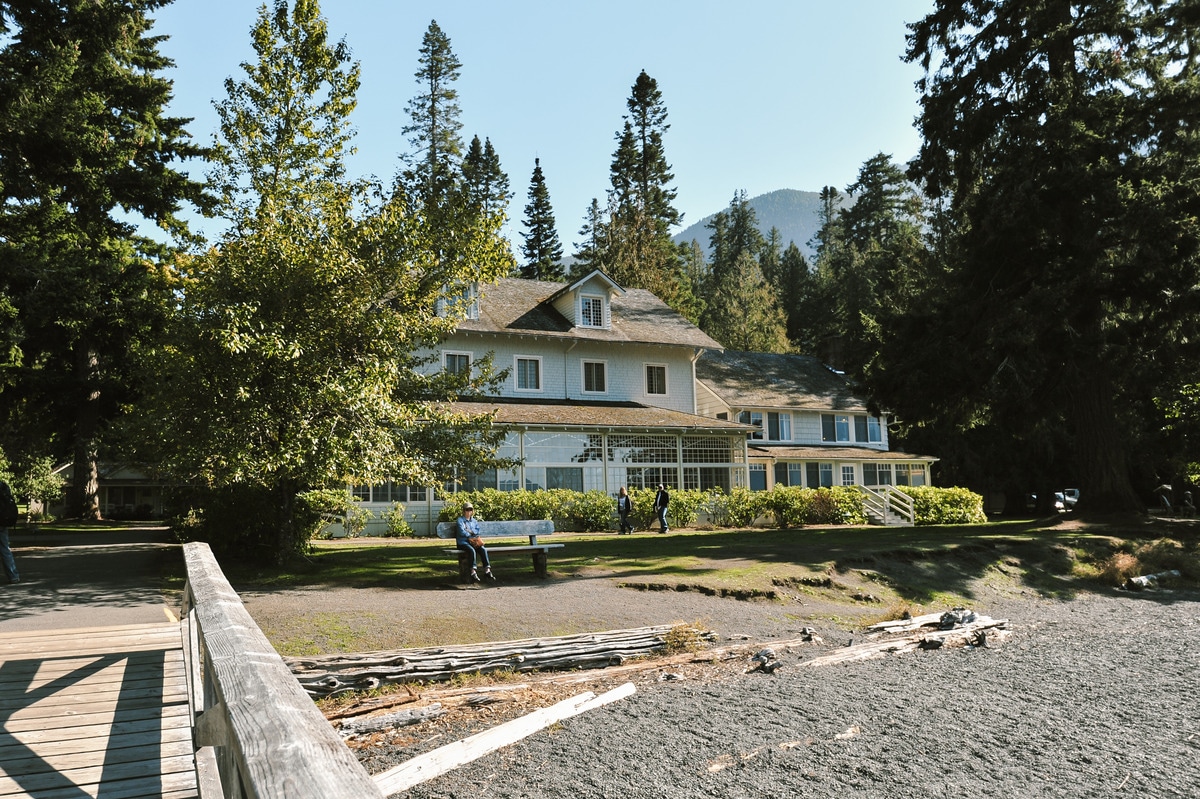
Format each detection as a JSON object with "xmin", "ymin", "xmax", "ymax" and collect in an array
[
  {"xmin": 138, "ymin": 1, "xmax": 512, "ymax": 562},
  {"xmin": 899, "ymin": 486, "xmax": 987, "ymax": 526}
]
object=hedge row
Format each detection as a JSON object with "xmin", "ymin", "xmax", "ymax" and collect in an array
[{"xmin": 432, "ymin": 485, "xmax": 984, "ymax": 532}]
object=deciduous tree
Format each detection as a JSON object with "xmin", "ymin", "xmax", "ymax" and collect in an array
[{"xmin": 137, "ymin": 0, "xmax": 510, "ymax": 561}]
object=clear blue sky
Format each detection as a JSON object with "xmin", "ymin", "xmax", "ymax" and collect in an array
[{"xmin": 151, "ymin": 0, "xmax": 934, "ymax": 249}]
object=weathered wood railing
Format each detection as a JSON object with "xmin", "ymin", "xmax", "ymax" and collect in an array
[
  {"xmin": 181, "ymin": 541, "xmax": 385, "ymax": 799},
  {"xmin": 856, "ymin": 485, "xmax": 916, "ymax": 526}
]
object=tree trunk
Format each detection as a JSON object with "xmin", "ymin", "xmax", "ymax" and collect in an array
[
  {"xmin": 69, "ymin": 345, "xmax": 102, "ymax": 520},
  {"xmin": 1068, "ymin": 367, "xmax": 1142, "ymax": 513}
]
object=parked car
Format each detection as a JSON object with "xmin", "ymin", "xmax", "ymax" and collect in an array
[{"xmin": 1062, "ymin": 488, "xmax": 1080, "ymax": 509}]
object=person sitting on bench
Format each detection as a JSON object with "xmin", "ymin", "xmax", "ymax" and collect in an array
[{"xmin": 456, "ymin": 503, "xmax": 494, "ymax": 582}]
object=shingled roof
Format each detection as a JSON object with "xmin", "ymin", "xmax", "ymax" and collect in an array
[
  {"xmin": 748, "ymin": 445, "xmax": 936, "ymax": 461},
  {"xmin": 455, "ymin": 277, "xmax": 723, "ymax": 349},
  {"xmin": 452, "ymin": 397, "xmax": 751, "ymax": 433},
  {"xmin": 695, "ymin": 349, "xmax": 867, "ymax": 412}
]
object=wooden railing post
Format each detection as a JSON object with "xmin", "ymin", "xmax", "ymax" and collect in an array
[{"xmin": 182, "ymin": 542, "xmax": 385, "ymax": 799}]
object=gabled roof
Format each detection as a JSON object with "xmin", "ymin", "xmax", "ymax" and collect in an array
[
  {"xmin": 546, "ymin": 269, "xmax": 626, "ymax": 302},
  {"xmin": 695, "ymin": 349, "xmax": 866, "ymax": 412},
  {"xmin": 454, "ymin": 277, "xmax": 722, "ymax": 349}
]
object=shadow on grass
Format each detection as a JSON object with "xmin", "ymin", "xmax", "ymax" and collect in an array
[{"xmin": 211, "ymin": 515, "xmax": 1200, "ymax": 607}]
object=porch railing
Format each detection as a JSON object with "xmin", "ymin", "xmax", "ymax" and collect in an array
[{"xmin": 856, "ymin": 485, "xmax": 915, "ymax": 526}]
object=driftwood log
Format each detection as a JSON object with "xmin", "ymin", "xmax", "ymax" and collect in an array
[
  {"xmin": 801, "ymin": 609, "xmax": 1009, "ymax": 668},
  {"xmin": 289, "ymin": 625, "xmax": 713, "ymax": 699}
]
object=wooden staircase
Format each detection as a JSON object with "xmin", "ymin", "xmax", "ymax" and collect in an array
[{"xmin": 856, "ymin": 485, "xmax": 915, "ymax": 526}]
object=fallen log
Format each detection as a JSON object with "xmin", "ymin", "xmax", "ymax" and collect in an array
[
  {"xmin": 338, "ymin": 704, "xmax": 446, "ymax": 736},
  {"xmin": 804, "ymin": 616, "xmax": 1008, "ymax": 668},
  {"xmin": 290, "ymin": 625, "xmax": 712, "ymax": 699}
]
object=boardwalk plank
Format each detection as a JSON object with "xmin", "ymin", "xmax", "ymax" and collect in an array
[{"xmin": 0, "ymin": 621, "xmax": 197, "ymax": 799}]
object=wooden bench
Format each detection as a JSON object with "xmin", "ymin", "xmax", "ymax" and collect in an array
[{"xmin": 435, "ymin": 519, "xmax": 563, "ymax": 581}]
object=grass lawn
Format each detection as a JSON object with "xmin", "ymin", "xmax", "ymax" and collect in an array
[{"xmin": 217, "ymin": 513, "xmax": 1200, "ymax": 610}]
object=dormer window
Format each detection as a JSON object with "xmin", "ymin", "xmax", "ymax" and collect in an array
[
  {"xmin": 580, "ymin": 294, "xmax": 606, "ymax": 328},
  {"xmin": 437, "ymin": 282, "xmax": 479, "ymax": 320}
]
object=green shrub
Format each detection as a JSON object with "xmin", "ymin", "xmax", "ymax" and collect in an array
[
  {"xmin": 381, "ymin": 502, "xmax": 416, "ymax": 537},
  {"xmin": 706, "ymin": 487, "xmax": 763, "ymax": 527},
  {"xmin": 900, "ymin": 485, "xmax": 987, "ymax": 525}
]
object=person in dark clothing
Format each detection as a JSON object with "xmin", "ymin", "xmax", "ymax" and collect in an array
[
  {"xmin": 0, "ymin": 479, "xmax": 20, "ymax": 584},
  {"xmin": 653, "ymin": 484, "xmax": 670, "ymax": 534},
  {"xmin": 455, "ymin": 503, "xmax": 494, "ymax": 582},
  {"xmin": 616, "ymin": 486, "xmax": 634, "ymax": 534}
]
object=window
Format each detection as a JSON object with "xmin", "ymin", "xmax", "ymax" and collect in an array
[
  {"xmin": 582, "ymin": 360, "xmax": 607, "ymax": 393},
  {"xmin": 439, "ymin": 282, "xmax": 478, "ymax": 319},
  {"xmin": 749, "ymin": 463, "xmax": 767, "ymax": 491},
  {"xmin": 821, "ymin": 414, "xmax": 851, "ymax": 442},
  {"xmin": 515, "ymin": 356, "xmax": 541, "ymax": 391},
  {"xmin": 739, "ymin": 411, "xmax": 764, "ymax": 440},
  {"xmin": 855, "ymin": 414, "xmax": 883, "ymax": 443},
  {"xmin": 842, "ymin": 465, "xmax": 856, "ymax": 486},
  {"xmin": 444, "ymin": 352, "xmax": 471, "ymax": 375},
  {"xmin": 580, "ymin": 295, "xmax": 605, "ymax": 327},
  {"xmin": 863, "ymin": 463, "xmax": 892, "ymax": 486},
  {"xmin": 546, "ymin": 467, "xmax": 583, "ymax": 492},
  {"xmin": 767, "ymin": 412, "xmax": 791, "ymax": 441},
  {"xmin": 776, "ymin": 462, "xmax": 803, "ymax": 487},
  {"xmin": 806, "ymin": 462, "xmax": 834, "ymax": 487},
  {"xmin": 895, "ymin": 464, "xmax": 911, "ymax": 486},
  {"xmin": 645, "ymin": 364, "xmax": 667, "ymax": 395}
]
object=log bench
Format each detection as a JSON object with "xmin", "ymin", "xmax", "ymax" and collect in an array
[{"xmin": 435, "ymin": 520, "xmax": 563, "ymax": 581}]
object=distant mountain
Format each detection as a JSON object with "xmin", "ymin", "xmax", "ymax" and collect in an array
[{"xmin": 673, "ymin": 188, "xmax": 831, "ymax": 259}]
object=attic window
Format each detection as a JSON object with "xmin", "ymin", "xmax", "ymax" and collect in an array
[
  {"xmin": 580, "ymin": 295, "xmax": 606, "ymax": 328},
  {"xmin": 439, "ymin": 282, "xmax": 479, "ymax": 320}
]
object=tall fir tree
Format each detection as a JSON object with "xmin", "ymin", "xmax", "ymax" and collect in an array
[
  {"xmin": 571, "ymin": 197, "xmax": 607, "ymax": 279},
  {"xmin": 703, "ymin": 252, "xmax": 789, "ymax": 353},
  {"xmin": 462, "ymin": 134, "xmax": 510, "ymax": 217},
  {"xmin": 400, "ymin": 19, "xmax": 464, "ymax": 214},
  {"xmin": 519, "ymin": 157, "xmax": 564, "ymax": 280},
  {"xmin": 598, "ymin": 70, "xmax": 689, "ymax": 311},
  {"xmin": 0, "ymin": 0, "xmax": 207, "ymax": 518},
  {"xmin": 882, "ymin": 0, "xmax": 1200, "ymax": 512}
]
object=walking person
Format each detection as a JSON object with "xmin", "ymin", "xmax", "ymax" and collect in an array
[
  {"xmin": 0, "ymin": 479, "xmax": 21, "ymax": 584},
  {"xmin": 455, "ymin": 502, "xmax": 494, "ymax": 583},
  {"xmin": 616, "ymin": 486, "xmax": 634, "ymax": 534},
  {"xmin": 653, "ymin": 483, "xmax": 670, "ymax": 534}
]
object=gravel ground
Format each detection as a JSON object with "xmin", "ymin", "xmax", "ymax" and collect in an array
[{"xmin": 267, "ymin": 572, "xmax": 1200, "ymax": 799}]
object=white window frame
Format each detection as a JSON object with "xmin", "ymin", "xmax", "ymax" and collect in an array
[
  {"xmin": 835, "ymin": 414, "xmax": 851, "ymax": 442},
  {"xmin": 645, "ymin": 363, "xmax": 668, "ymax": 396},
  {"xmin": 739, "ymin": 411, "xmax": 764, "ymax": 440},
  {"xmin": 767, "ymin": 411, "xmax": 791, "ymax": 442},
  {"xmin": 841, "ymin": 465, "xmax": 856, "ymax": 486},
  {"xmin": 438, "ymin": 282, "xmax": 479, "ymax": 320},
  {"xmin": 580, "ymin": 294, "xmax": 607, "ymax": 328},
  {"xmin": 581, "ymin": 359, "xmax": 608, "ymax": 394},
  {"xmin": 867, "ymin": 415, "xmax": 882, "ymax": 443},
  {"xmin": 443, "ymin": 350, "xmax": 472, "ymax": 375},
  {"xmin": 515, "ymin": 355, "xmax": 543, "ymax": 392}
]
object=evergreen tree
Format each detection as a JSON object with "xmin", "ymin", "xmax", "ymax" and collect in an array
[
  {"xmin": 0, "ymin": 0, "xmax": 207, "ymax": 518},
  {"xmin": 462, "ymin": 134, "xmax": 510, "ymax": 217},
  {"xmin": 703, "ymin": 252, "xmax": 789, "ymax": 353},
  {"xmin": 137, "ymin": 0, "xmax": 511, "ymax": 562},
  {"xmin": 400, "ymin": 19, "xmax": 464, "ymax": 213},
  {"xmin": 571, "ymin": 198, "xmax": 607, "ymax": 279},
  {"xmin": 778, "ymin": 242, "xmax": 812, "ymax": 345},
  {"xmin": 519, "ymin": 158, "xmax": 564, "ymax": 280},
  {"xmin": 884, "ymin": 0, "xmax": 1200, "ymax": 512},
  {"xmin": 597, "ymin": 70, "xmax": 689, "ymax": 309}
]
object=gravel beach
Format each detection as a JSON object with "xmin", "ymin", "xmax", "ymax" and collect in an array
[{"xmin": 252, "ymin": 573, "xmax": 1200, "ymax": 798}]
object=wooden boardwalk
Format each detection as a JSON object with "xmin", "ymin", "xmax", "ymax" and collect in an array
[{"xmin": 0, "ymin": 622, "xmax": 198, "ymax": 799}]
